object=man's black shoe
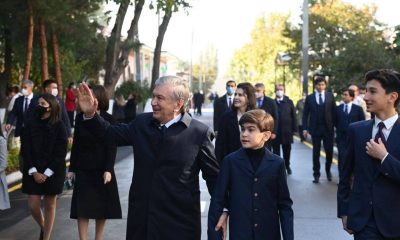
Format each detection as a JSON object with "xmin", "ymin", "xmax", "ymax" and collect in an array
[
  {"xmin": 312, "ymin": 176, "xmax": 319, "ymax": 183},
  {"xmin": 327, "ymin": 171, "xmax": 332, "ymax": 181},
  {"xmin": 287, "ymin": 168, "xmax": 292, "ymax": 175}
]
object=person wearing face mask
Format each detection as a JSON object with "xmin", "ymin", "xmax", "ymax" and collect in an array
[
  {"xmin": 271, "ymin": 84, "xmax": 297, "ymax": 175},
  {"xmin": 213, "ymin": 80, "xmax": 236, "ymax": 136},
  {"xmin": 254, "ymin": 83, "xmax": 279, "ymax": 150},
  {"xmin": 21, "ymin": 94, "xmax": 68, "ymax": 240},
  {"xmin": 42, "ymin": 79, "xmax": 72, "ymax": 144},
  {"xmin": 5, "ymin": 80, "xmax": 38, "ymax": 172}
]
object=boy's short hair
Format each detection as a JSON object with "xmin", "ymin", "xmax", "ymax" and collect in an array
[
  {"xmin": 314, "ymin": 76, "xmax": 326, "ymax": 85},
  {"xmin": 239, "ymin": 109, "xmax": 274, "ymax": 132},
  {"xmin": 364, "ymin": 69, "xmax": 400, "ymax": 107}
]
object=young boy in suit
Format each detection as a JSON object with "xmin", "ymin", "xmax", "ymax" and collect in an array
[
  {"xmin": 338, "ymin": 69, "xmax": 400, "ymax": 239},
  {"xmin": 208, "ymin": 109, "xmax": 293, "ymax": 240}
]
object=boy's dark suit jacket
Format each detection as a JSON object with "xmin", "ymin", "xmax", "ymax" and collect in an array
[
  {"xmin": 213, "ymin": 94, "xmax": 230, "ymax": 132},
  {"xmin": 208, "ymin": 148, "xmax": 294, "ymax": 240},
  {"xmin": 338, "ymin": 118, "xmax": 400, "ymax": 238},
  {"xmin": 82, "ymin": 112, "xmax": 219, "ymax": 240},
  {"xmin": 335, "ymin": 103, "xmax": 365, "ymax": 142},
  {"xmin": 6, "ymin": 95, "xmax": 38, "ymax": 137},
  {"xmin": 215, "ymin": 110, "xmax": 241, "ymax": 163},
  {"xmin": 302, "ymin": 92, "xmax": 336, "ymax": 135}
]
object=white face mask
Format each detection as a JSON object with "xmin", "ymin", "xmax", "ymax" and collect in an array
[
  {"xmin": 51, "ymin": 88, "xmax": 58, "ymax": 97},
  {"xmin": 255, "ymin": 92, "xmax": 261, "ymax": 99},
  {"xmin": 21, "ymin": 88, "xmax": 29, "ymax": 96},
  {"xmin": 275, "ymin": 90, "xmax": 284, "ymax": 98}
]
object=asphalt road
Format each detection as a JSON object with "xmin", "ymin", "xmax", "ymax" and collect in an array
[{"xmin": 0, "ymin": 108, "xmax": 351, "ymax": 240}]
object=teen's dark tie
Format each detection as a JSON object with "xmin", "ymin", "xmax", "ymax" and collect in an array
[
  {"xmin": 374, "ymin": 122, "xmax": 386, "ymax": 144},
  {"xmin": 318, "ymin": 93, "xmax": 323, "ymax": 105}
]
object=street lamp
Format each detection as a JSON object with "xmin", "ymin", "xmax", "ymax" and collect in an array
[{"xmin": 275, "ymin": 52, "xmax": 292, "ymax": 86}]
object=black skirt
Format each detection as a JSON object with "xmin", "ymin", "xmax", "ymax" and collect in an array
[
  {"xmin": 70, "ymin": 170, "xmax": 122, "ymax": 219},
  {"xmin": 22, "ymin": 167, "xmax": 66, "ymax": 195}
]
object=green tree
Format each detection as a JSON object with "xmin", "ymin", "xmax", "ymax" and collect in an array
[
  {"xmin": 285, "ymin": 0, "xmax": 398, "ymax": 93},
  {"xmin": 191, "ymin": 45, "xmax": 218, "ymax": 94}
]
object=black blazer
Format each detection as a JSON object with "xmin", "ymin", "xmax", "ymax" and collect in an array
[
  {"xmin": 213, "ymin": 94, "xmax": 231, "ymax": 132},
  {"xmin": 215, "ymin": 110, "xmax": 241, "ymax": 163},
  {"xmin": 335, "ymin": 103, "xmax": 365, "ymax": 142},
  {"xmin": 57, "ymin": 96, "xmax": 72, "ymax": 137},
  {"xmin": 6, "ymin": 95, "xmax": 38, "ymax": 137},
  {"xmin": 302, "ymin": 92, "xmax": 336, "ymax": 135},
  {"xmin": 338, "ymin": 119, "xmax": 400, "ymax": 237},
  {"xmin": 258, "ymin": 96, "xmax": 279, "ymax": 133},
  {"xmin": 274, "ymin": 96, "xmax": 297, "ymax": 144},
  {"xmin": 208, "ymin": 148, "xmax": 294, "ymax": 240},
  {"xmin": 82, "ymin": 112, "xmax": 219, "ymax": 240}
]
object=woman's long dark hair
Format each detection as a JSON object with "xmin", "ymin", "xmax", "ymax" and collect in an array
[
  {"xmin": 39, "ymin": 94, "xmax": 61, "ymax": 124},
  {"xmin": 233, "ymin": 82, "xmax": 257, "ymax": 111}
]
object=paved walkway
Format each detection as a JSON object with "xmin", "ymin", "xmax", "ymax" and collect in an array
[{"xmin": 0, "ymin": 107, "xmax": 351, "ymax": 240}]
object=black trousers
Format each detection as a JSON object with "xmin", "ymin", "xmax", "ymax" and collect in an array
[
  {"xmin": 272, "ymin": 142, "xmax": 292, "ymax": 169},
  {"xmin": 298, "ymin": 125, "xmax": 305, "ymax": 141},
  {"xmin": 67, "ymin": 111, "xmax": 75, "ymax": 127},
  {"xmin": 311, "ymin": 131, "xmax": 333, "ymax": 177},
  {"xmin": 336, "ymin": 137, "xmax": 346, "ymax": 179}
]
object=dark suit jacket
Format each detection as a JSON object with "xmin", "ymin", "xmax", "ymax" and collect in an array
[
  {"xmin": 215, "ymin": 110, "xmax": 241, "ymax": 163},
  {"xmin": 82, "ymin": 112, "xmax": 219, "ymax": 240},
  {"xmin": 258, "ymin": 96, "xmax": 279, "ymax": 133},
  {"xmin": 337, "ymin": 119, "xmax": 400, "ymax": 238},
  {"xmin": 274, "ymin": 96, "xmax": 297, "ymax": 144},
  {"xmin": 208, "ymin": 148, "xmax": 294, "ymax": 240},
  {"xmin": 213, "ymin": 94, "xmax": 231, "ymax": 132},
  {"xmin": 302, "ymin": 92, "xmax": 336, "ymax": 135},
  {"xmin": 6, "ymin": 95, "xmax": 38, "ymax": 137},
  {"xmin": 335, "ymin": 103, "xmax": 365, "ymax": 142}
]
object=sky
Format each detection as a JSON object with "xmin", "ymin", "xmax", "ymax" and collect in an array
[{"xmin": 105, "ymin": 0, "xmax": 400, "ymax": 85}]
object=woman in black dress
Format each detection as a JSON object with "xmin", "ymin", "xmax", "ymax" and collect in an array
[
  {"xmin": 22, "ymin": 94, "xmax": 68, "ymax": 240},
  {"xmin": 68, "ymin": 85, "xmax": 122, "ymax": 240}
]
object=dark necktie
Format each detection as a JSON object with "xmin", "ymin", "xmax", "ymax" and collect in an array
[
  {"xmin": 159, "ymin": 125, "xmax": 167, "ymax": 134},
  {"xmin": 24, "ymin": 97, "xmax": 29, "ymax": 113},
  {"xmin": 344, "ymin": 104, "xmax": 348, "ymax": 114},
  {"xmin": 228, "ymin": 97, "xmax": 232, "ymax": 108},
  {"xmin": 318, "ymin": 93, "xmax": 323, "ymax": 105},
  {"xmin": 374, "ymin": 122, "xmax": 386, "ymax": 144}
]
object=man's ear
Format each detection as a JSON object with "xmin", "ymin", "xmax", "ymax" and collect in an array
[
  {"xmin": 389, "ymin": 92, "xmax": 399, "ymax": 106},
  {"xmin": 175, "ymin": 99, "xmax": 185, "ymax": 112}
]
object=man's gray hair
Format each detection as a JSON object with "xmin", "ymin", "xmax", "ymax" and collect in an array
[
  {"xmin": 155, "ymin": 76, "xmax": 190, "ymax": 113},
  {"xmin": 254, "ymin": 83, "xmax": 265, "ymax": 88},
  {"xmin": 22, "ymin": 79, "xmax": 34, "ymax": 87}
]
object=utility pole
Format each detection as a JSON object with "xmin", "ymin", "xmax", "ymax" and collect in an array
[{"xmin": 302, "ymin": 0, "xmax": 309, "ymax": 95}]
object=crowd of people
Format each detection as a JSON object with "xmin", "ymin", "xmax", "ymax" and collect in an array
[{"xmin": 1, "ymin": 69, "xmax": 400, "ymax": 240}]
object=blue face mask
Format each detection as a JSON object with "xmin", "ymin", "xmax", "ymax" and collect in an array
[{"xmin": 226, "ymin": 87, "xmax": 235, "ymax": 96}]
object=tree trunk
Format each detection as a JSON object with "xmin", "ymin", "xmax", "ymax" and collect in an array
[
  {"xmin": 150, "ymin": 11, "xmax": 172, "ymax": 91},
  {"xmin": 104, "ymin": 0, "xmax": 145, "ymax": 97},
  {"xmin": 0, "ymin": 28, "xmax": 12, "ymax": 108},
  {"xmin": 39, "ymin": 18, "xmax": 49, "ymax": 82},
  {"xmin": 23, "ymin": 3, "xmax": 34, "ymax": 80},
  {"xmin": 104, "ymin": 0, "xmax": 130, "ymax": 96},
  {"xmin": 51, "ymin": 29, "xmax": 62, "ymax": 96}
]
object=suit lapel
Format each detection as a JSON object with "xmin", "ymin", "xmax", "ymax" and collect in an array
[{"xmin": 385, "ymin": 118, "xmax": 400, "ymax": 153}]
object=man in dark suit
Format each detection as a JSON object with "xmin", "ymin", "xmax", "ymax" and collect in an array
[
  {"xmin": 5, "ymin": 79, "xmax": 37, "ymax": 137},
  {"xmin": 338, "ymin": 69, "xmax": 400, "ymax": 239},
  {"xmin": 213, "ymin": 80, "xmax": 236, "ymax": 134},
  {"xmin": 302, "ymin": 77, "xmax": 336, "ymax": 183},
  {"xmin": 255, "ymin": 83, "xmax": 279, "ymax": 148},
  {"xmin": 77, "ymin": 76, "xmax": 219, "ymax": 240},
  {"xmin": 335, "ymin": 89, "xmax": 365, "ymax": 178},
  {"xmin": 42, "ymin": 79, "xmax": 72, "ymax": 144},
  {"xmin": 272, "ymin": 84, "xmax": 297, "ymax": 175}
]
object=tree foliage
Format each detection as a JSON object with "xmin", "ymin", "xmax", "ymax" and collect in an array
[
  {"xmin": 284, "ymin": 0, "xmax": 399, "ymax": 93},
  {"xmin": 191, "ymin": 45, "xmax": 218, "ymax": 93}
]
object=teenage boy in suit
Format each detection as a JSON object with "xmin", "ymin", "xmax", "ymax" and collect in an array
[
  {"xmin": 208, "ymin": 109, "xmax": 293, "ymax": 240},
  {"xmin": 335, "ymin": 89, "xmax": 365, "ymax": 178},
  {"xmin": 302, "ymin": 77, "xmax": 336, "ymax": 183},
  {"xmin": 338, "ymin": 69, "xmax": 400, "ymax": 239}
]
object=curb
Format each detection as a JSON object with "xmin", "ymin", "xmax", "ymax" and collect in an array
[{"xmin": 6, "ymin": 152, "xmax": 71, "ymax": 191}]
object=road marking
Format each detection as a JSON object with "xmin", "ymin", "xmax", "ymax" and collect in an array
[{"xmin": 294, "ymin": 136, "xmax": 338, "ymax": 165}]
